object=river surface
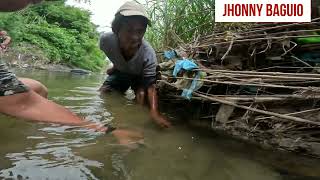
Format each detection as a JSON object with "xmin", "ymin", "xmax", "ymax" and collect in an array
[{"xmin": 0, "ymin": 69, "xmax": 319, "ymax": 180}]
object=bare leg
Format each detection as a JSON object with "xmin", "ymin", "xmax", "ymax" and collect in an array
[{"xmin": 18, "ymin": 77, "xmax": 48, "ymax": 98}]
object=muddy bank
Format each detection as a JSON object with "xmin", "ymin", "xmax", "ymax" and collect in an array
[
  {"xmin": 159, "ymin": 97, "xmax": 320, "ymax": 178},
  {"xmin": 191, "ymin": 124, "xmax": 320, "ymax": 179},
  {"xmin": 1, "ymin": 47, "xmax": 92, "ymax": 74},
  {"xmin": 156, "ymin": 20, "xmax": 320, "ymax": 169},
  {"xmin": 160, "ymin": 96, "xmax": 320, "ymax": 155}
]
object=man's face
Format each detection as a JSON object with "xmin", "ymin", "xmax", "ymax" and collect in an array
[
  {"xmin": 118, "ymin": 17, "xmax": 147, "ymax": 57},
  {"xmin": 0, "ymin": 31, "xmax": 7, "ymax": 36},
  {"xmin": 0, "ymin": 0, "xmax": 42, "ymax": 12}
]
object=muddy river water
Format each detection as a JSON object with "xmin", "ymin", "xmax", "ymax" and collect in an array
[{"xmin": 0, "ymin": 69, "xmax": 319, "ymax": 180}]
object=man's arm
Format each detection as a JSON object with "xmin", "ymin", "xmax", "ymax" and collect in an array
[
  {"xmin": 99, "ymin": 33, "xmax": 116, "ymax": 75},
  {"xmin": 147, "ymin": 84, "xmax": 172, "ymax": 128},
  {"xmin": 0, "ymin": 90, "xmax": 107, "ymax": 131},
  {"xmin": 139, "ymin": 54, "xmax": 171, "ymax": 128}
]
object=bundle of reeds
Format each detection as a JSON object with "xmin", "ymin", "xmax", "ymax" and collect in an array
[{"xmin": 157, "ymin": 18, "xmax": 320, "ymax": 157}]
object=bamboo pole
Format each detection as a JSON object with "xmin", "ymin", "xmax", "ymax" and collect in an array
[
  {"xmin": 205, "ymin": 77, "xmax": 320, "ymax": 84},
  {"xmin": 201, "ymin": 69, "xmax": 320, "ymax": 78},
  {"xmin": 168, "ymin": 94, "xmax": 320, "ymax": 103},
  {"xmin": 199, "ymin": 28, "xmax": 320, "ymax": 45},
  {"xmin": 196, "ymin": 21, "xmax": 320, "ymax": 41},
  {"xmin": 255, "ymin": 108, "xmax": 320, "ymax": 121},
  {"xmin": 195, "ymin": 35, "xmax": 320, "ymax": 48},
  {"xmin": 173, "ymin": 77, "xmax": 320, "ymax": 91},
  {"xmin": 169, "ymin": 94, "xmax": 285, "ymax": 102},
  {"xmin": 256, "ymin": 66, "xmax": 320, "ymax": 71},
  {"xmin": 159, "ymin": 80, "xmax": 320, "ymax": 126},
  {"xmin": 193, "ymin": 92, "xmax": 320, "ymax": 126},
  {"xmin": 291, "ymin": 56, "xmax": 314, "ymax": 68},
  {"xmin": 200, "ymin": 94, "xmax": 320, "ymax": 101},
  {"xmin": 206, "ymin": 73, "xmax": 320, "ymax": 81}
]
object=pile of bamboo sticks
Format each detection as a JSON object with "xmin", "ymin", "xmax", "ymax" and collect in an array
[{"xmin": 158, "ymin": 19, "xmax": 320, "ymax": 156}]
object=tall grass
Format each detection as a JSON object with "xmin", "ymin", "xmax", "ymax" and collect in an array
[
  {"xmin": 142, "ymin": 0, "xmax": 253, "ymax": 50},
  {"xmin": 143, "ymin": 0, "xmax": 215, "ymax": 49}
]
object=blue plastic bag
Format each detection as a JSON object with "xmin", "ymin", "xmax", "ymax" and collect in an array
[{"xmin": 173, "ymin": 60, "xmax": 198, "ymax": 77}]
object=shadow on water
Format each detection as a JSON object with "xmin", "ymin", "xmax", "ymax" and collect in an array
[{"xmin": 0, "ymin": 69, "xmax": 319, "ymax": 179}]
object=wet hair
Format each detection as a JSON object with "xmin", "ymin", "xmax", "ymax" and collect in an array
[{"xmin": 111, "ymin": 13, "xmax": 148, "ymax": 34}]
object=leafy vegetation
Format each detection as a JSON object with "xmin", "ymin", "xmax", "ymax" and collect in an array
[
  {"xmin": 143, "ymin": 0, "xmax": 251, "ymax": 50},
  {"xmin": 143, "ymin": 0, "xmax": 214, "ymax": 49},
  {"xmin": 0, "ymin": 0, "xmax": 105, "ymax": 71}
]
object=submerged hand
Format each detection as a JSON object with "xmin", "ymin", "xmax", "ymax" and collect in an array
[
  {"xmin": 83, "ymin": 123, "xmax": 144, "ymax": 148},
  {"xmin": 81, "ymin": 122, "xmax": 108, "ymax": 132},
  {"xmin": 150, "ymin": 111, "xmax": 172, "ymax": 128},
  {"xmin": 111, "ymin": 129, "xmax": 144, "ymax": 148}
]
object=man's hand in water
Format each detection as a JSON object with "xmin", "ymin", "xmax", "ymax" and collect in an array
[
  {"xmin": 150, "ymin": 111, "xmax": 172, "ymax": 128},
  {"xmin": 111, "ymin": 129, "xmax": 144, "ymax": 147},
  {"xmin": 82, "ymin": 122, "xmax": 108, "ymax": 132},
  {"xmin": 84, "ymin": 122, "xmax": 144, "ymax": 146}
]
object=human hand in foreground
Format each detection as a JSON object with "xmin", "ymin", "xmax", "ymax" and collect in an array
[{"xmin": 83, "ymin": 122, "xmax": 144, "ymax": 147}]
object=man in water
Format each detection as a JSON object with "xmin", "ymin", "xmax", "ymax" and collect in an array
[
  {"xmin": 0, "ymin": 0, "xmax": 142, "ymax": 142},
  {"xmin": 99, "ymin": 1, "xmax": 171, "ymax": 128}
]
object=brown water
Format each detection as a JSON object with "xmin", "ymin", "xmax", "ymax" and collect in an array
[{"xmin": 0, "ymin": 69, "xmax": 319, "ymax": 180}]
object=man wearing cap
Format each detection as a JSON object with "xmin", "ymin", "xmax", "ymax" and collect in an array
[{"xmin": 99, "ymin": 1, "xmax": 171, "ymax": 128}]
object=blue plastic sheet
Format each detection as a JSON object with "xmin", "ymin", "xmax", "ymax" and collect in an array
[
  {"xmin": 181, "ymin": 72, "xmax": 201, "ymax": 100},
  {"xmin": 171, "ymin": 59, "xmax": 203, "ymax": 99},
  {"xmin": 173, "ymin": 60, "xmax": 198, "ymax": 77}
]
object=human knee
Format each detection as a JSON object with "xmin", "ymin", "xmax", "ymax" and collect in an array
[
  {"xmin": 38, "ymin": 83, "xmax": 48, "ymax": 98},
  {"xmin": 32, "ymin": 81, "xmax": 48, "ymax": 98},
  {"xmin": 18, "ymin": 78, "xmax": 48, "ymax": 98}
]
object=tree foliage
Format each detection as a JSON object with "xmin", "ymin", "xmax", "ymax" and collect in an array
[
  {"xmin": 0, "ymin": 0, "xmax": 105, "ymax": 71},
  {"xmin": 143, "ymin": 0, "xmax": 251, "ymax": 50},
  {"xmin": 143, "ymin": 0, "xmax": 214, "ymax": 49}
]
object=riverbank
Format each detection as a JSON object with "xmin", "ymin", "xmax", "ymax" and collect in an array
[
  {"xmin": 159, "ymin": 96, "xmax": 320, "ymax": 157},
  {"xmin": 156, "ymin": 21, "xmax": 320, "ymax": 160},
  {"xmin": 156, "ymin": 98, "xmax": 320, "ymax": 179},
  {"xmin": 1, "ymin": 46, "xmax": 96, "ymax": 75}
]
